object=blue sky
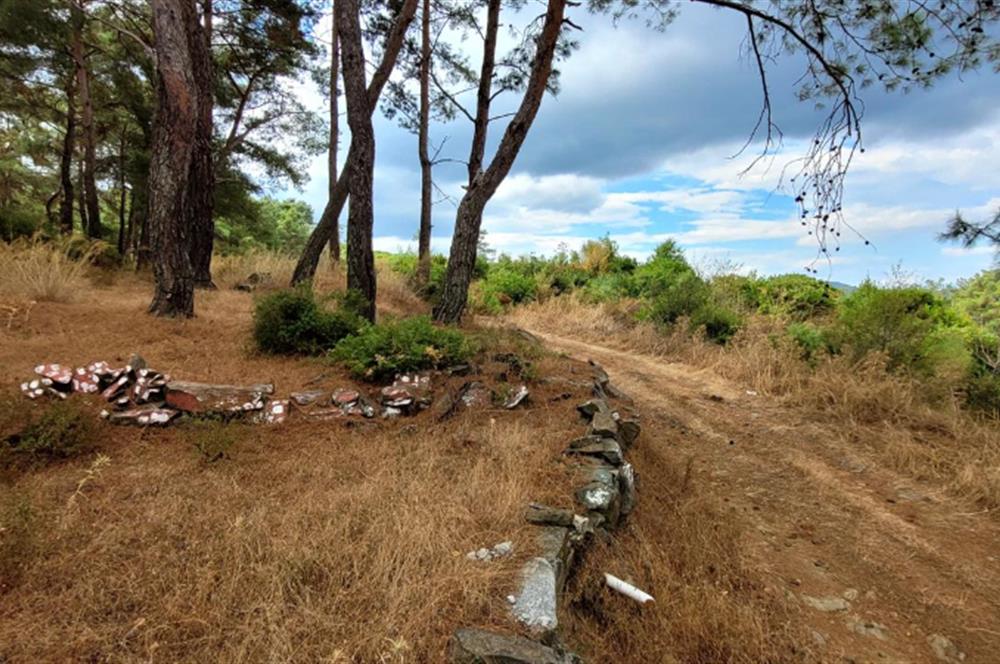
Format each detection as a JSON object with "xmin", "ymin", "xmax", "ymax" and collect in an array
[{"xmin": 280, "ymin": 3, "xmax": 1000, "ymax": 285}]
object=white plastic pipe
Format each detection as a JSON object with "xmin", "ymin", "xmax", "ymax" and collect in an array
[{"xmin": 605, "ymin": 573, "xmax": 655, "ymax": 604}]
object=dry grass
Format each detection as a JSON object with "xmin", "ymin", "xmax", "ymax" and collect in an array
[
  {"xmin": 509, "ymin": 296, "xmax": 1000, "ymax": 509},
  {"xmin": 0, "ymin": 239, "xmax": 92, "ymax": 303}
]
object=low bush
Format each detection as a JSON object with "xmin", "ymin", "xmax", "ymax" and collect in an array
[
  {"xmin": 691, "ymin": 303, "xmax": 743, "ymax": 344},
  {"xmin": 643, "ymin": 270, "xmax": 709, "ymax": 325},
  {"xmin": 755, "ymin": 274, "xmax": 838, "ymax": 320},
  {"xmin": 3, "ymin": 400, "xmax": 98, "ymax": 462},
  {"xmin": 786, "ymin": 322, "xmax": 829, "ymax": 364},
  {"xmin": 331, "ymin": 315, "xmax": 471, "ymax": 380},
  {"xmin": 477, "ymin": 268, "xmax": 538, "ymax": 312},
  {"xmin": 253, "ymin": 287, "xmax": 366, "ymax": 355}
]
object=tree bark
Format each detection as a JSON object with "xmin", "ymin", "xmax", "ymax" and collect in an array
[
  {"xmin": 469, "ymin": 0, "xmax": 500, "ymax": 184},
  {"xmin": 76, "ymin": 160, "xmax": 89, "ymax": 232},
  {"xmin": 188, "ymin": 0, "xmax": 216, "ymax": 288},
  {"xmin": 326, "ymin": 4, "xmax": 341, "ymax": 266},
  {"xmin": 415, "ymin": 0, "xmax": 433, "ymax": 288},
  {"xmin": 58, "ymin": 73, "xmax": 77, "ymax": 236},
  {"xmin": 117, "ymin": 130, "xmax": 128, "ymax": 255},
  {"xmin": 71, "ymin": 1, "xmax": 102, "ymax": 239},
  {"xmin": 148, "ymin": 0, "xmax": 201, "ymax": 317},
  {"xmin": 290, "ymin": 0, "xmax": 418, "ymax": 286},
  {"xmin": 336, "ymin": 0, "xmax": 376, "ymax": 322},
  {"xmin": 433, "ymin": 0, "xmax": 566, "ymax": 324}
]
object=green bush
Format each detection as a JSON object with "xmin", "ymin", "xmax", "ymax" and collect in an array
[
  {"xmin": 829, "ymin": 282, "xmax": 967, "ymax": 375},
  {"xmin": 756, "ymin": 274, "xmax": 837, "ymax": 320},
  {"xmin": 331, "ymin": 316, "xmax": 472, "ymax": 380},
  {"xmin": 643, "ymin": 270, "xmax": 709, "ymax": 325},
  {"xmin": 3, "ymin": 400, "xmax": 97, "ymax": 460},
  {"xmin": 479, "ymin": 268, "xmax": 538, "ymax": 308},
  {"xmin": 709, "ymin": 274, "xmax": 762, "ymax": 312},
  {"xmin": 253, "ymin": 287, "xmax": 366, "ymax": 355},
  {"xmin": 787, "ymin": 322, "xmax": 830, "ymax": 363},
  {"xmin": 691, "ymin": 303, "xmax": 743, "ymax": 344}
]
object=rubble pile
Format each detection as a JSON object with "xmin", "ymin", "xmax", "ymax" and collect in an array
[{"xmin": 17, "ymin": 355, "xmax": 531, "ymax": 428}]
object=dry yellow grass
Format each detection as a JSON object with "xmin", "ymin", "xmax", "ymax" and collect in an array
[
  {"xmin": 0, "ymin": 239, "xmax": 93, "ymax": 303},
  {"xmin": 508, "ymin": 296, "xmax": 1000, "ymax": 509}
]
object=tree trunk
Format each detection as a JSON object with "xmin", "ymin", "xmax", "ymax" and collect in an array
[
  {"xmin": 58, "ymin": 73, "xmax": 77, "ymax": 235},
  {"xmin": 71, "ymin": 2, "xmax": 102, "ymax": 239},
  {"xmin": 77, "ymin": 160, "xmax": 89, "ymax": 232},
  {"xmin": 415, "ymin": 0, "xmax": 433, "ymax": 288},
  {"xmin": 433, "ymin": 0, "xmax": 566, "ymax": 324},
  {"xmin": 188, "ymin": 0, "xmax": 216, "ymax": 288},
  {"xmin": 125, "ymin": 186, "xmax": 137, "ymax": 258},
  {"xmin": 469, "ymin": 0, "xmax": 500, "ymax": 184},
  {"xmin": 117, "ymin": 131, "xmax": 128, "ymax": 255},
  {"xmin": 290, "ymin": 0, "xmax": 418, "ymax": 286},
  {"xmin": 326, "ymin": 4, "xmax": 341, "ymax": 266},
  {"xmin": 337, "ymin": 0, "xmax": 376, "ymax": 322},
  {"xmin": 148, "ymin": 0, "xmax": 201, "ymax": 317}
]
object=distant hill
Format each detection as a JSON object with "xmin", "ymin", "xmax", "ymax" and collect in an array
[{"xmin": 828, "ymin": 281, "xmax": 857, "ymax": 294}]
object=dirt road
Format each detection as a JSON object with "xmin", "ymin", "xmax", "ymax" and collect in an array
[{"xmin": 533, "ymin": 329, "xmax": 1000, "ymax": 663}]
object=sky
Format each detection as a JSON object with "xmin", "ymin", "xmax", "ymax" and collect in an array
[{"xmin": 279, "ymin": 3, "xmax": 1000, "ymax": 285}]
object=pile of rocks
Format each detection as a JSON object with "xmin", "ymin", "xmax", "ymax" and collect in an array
[
  {"xmin": 450, "ymin": 361, "xmax": 642, "ymax": 664},
  {"xmin": 17, "ymin": 357, "xmax": 530, "ymax": 427}
]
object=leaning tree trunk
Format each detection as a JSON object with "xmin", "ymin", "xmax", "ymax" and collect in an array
[
  {"xmin": 337, "ymin": 0, "xmax": 377, "ymax": 322},
  {"xmin": 415, "ymin": 0, "xmax": 433, "ymax": 288},
  {"xmin": 58, "ymin": 72, "xmax": 77, "ymax": 235},
  {"xmin": 290, "ymin": 0, "xmax": 418, "ymax": 286},
  {"xmin": 148, "ymin": 0, "xmax": 201, "ymax": 317},
  {"xmin": 326, "ymin": 4, "xmax": 341, "ymax": 266},
  {"xmin": 71, "ymin": 2, "xmax": 102, "ymax": 239},
  {"xmin": 433, "ymin": 0, "xmax": 566, "ymax": 324},
  {"xmin": 188, "ymin": 0, "xmax": 215, "ymax": 288}
]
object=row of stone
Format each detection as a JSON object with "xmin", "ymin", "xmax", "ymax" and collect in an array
[
  {"xmin": 451, "ymin": 362, "xmax": 640, "ymax": 664},
  {"xmin": 18, "ymin": 355, "xmax": 531, "ymax": 427}
]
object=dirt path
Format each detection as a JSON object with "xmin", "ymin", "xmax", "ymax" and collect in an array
[{"xmin": 532, "ymin": 329, "xmax": 1000, "ymax": 663}]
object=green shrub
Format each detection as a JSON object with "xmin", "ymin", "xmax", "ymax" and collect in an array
[
  {"xmin": 331, "ymin": 316, "xmax": 471, "ymax": 380},
  {"xmin": 643, "ymin": 270, "xmax": 709, "ymax": 325},
  {"xmin": 253, "ymin": 287, "xmax": 366, "ymax": 355},
  {"xmin": 787, "ymin": 322, "xmax": 830, "ymax": 363},
  {"xmin": 756, "ymin": 274, "xmax": 837, "ymax": 320},
  {"xmin": 691, "ymin": 303, "xmax": 743, "ymax": 344},
  {"xmin": 479, "ymin": 268, "xmax": 538, "ymax": 307},
  {"xmin": 3, "ymin": 400, "xmax": 97, "ymax": 460},
  {"xmin": 829, "ymin": 282, "xmax": 966, "ymax": 375},
  {"xmin": 709, "ymin": 274, "xmax": 762, "ymax": 312}
]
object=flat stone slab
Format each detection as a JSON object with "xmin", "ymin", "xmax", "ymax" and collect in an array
[
  {"xmin": 575, "ymin": 462, "xmax": 622, "ymax": 527},
  {"xmin": 566, "ymin": 435, "xmax": 623, "ymax": 465},
  {"xmin": 450, "ymin": 628, "xmax": 574, "ymax": 664},
  {"xmin": 103, "ymin": 405, "xmax": 179, "ymax": 426},
  {"xmin": 576, "ymin": 398, "xmax": 609, "ymax": 420},
  {"xmin": 165, "ymin": 380, "xmax": 274, "ymax": 413},
  {"xmin": 618, "ymin": 418, "xmax": 641, "ymax": 447},
  {"xmin": 511, "ymin": 557, "xmax": 559, "ymax": 632},
  {"xmin": 588, "ymin": 410, "xmax": 619, "ymax": 440},
  {"xmin": 525, "ymin": 504, "xmax": 575, "ymax": 528}
]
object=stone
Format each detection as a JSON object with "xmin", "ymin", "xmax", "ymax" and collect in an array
[
  {"xmin": 344, "ymin": 394, "xmax": 377, "ymax": 418},
  {"xmin": 381, "ymin": 373, "xmax": 432, "ymax": 412},
  {"xmin": 619, "ymin": 462, "xmax": 637, "ymax": 515},
  {"xmin": 290, "ymin": 390, "xmax": 329, "ymax": 407},
  {"xmin": 525, "ymin": 504, "xmax": 575, "ymax": 528},
  {"xmin": 71, "ymin": 368, "xmax": 101, "ymax": 394},
  {"xmin": 588, "ymin": 410, "xmax": 619, "ymax": 441},
  {"xmin": 588, "ymin": 359, "xmax": 610, "ymax": 387},
  {"xmin": 575, "ymin": 463, "xmax": 621, "ymax": 527},
  {"xmin": 234, "ymin": 272, "xmax": 272, "ymax": 292},
  {"xmin": 34, "ymin": 363, "xmax": 73, "ymax": 391},
  {"xmin": 125, "ymin": 353, "xmax": 147, "ymax": 373},
  {"xmin": 536, "ymin": 526, "xmax": 574, "ymax": 592},
  {"xmin": 512, "ymin": 527, "xmax": 575, "ymax": 632},
  {"xmin": 576, "ymin": 398, "xmax": 609, "ymax": 420},
  {"xmin": 847, "ymin": 616, "xmax": 888, "ymax": 640},
  {"xmin": 459, "ymin": 381, "xmax": 492, "ymax": 408},
  {"xmin": 104, "ymin": 405, "xmax": 179, "ymax": 426},
  {"xmin": 565, "ymin": 436, "xmax": 623, "ymax": 466},
  {"xmin": 332, "ymin": 389, "xmax": 361, "ymax": 406},
  {"xmin": 504, "ymin": 385, "xmax": 530, "ymax": 409},
  {"xmin": 466, "ymin": 541, "xmax": 514, "ymax": 562},
  {"xmin": 842, "ymin": 588, "xmax": 859, "ymax": 601},
  {"xmin": 165, "ymin": 380, "xmax": 273, "ymax": 414},
  {"xmin": 618, "ymin": 419, "xmax": 641, "ymax": 448},
  {"xmin": 927, "ymin": 634, "xmax": 965, "ymax": 663},
  {"xmin": 449, "ymin": 628, "xmax": 574, "ymax": 664},
  {"xmin": 261, "ymin": 399, "xmax": 288, "ymax": 425},
  {"xmin": 802, "ymin": 595, "xmax": 850, "ymax": 612}
]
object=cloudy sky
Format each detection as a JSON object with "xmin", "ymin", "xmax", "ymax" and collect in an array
[{"xmin": 281, "ymin": 3, "xmax": 1000, "ymax": 285}]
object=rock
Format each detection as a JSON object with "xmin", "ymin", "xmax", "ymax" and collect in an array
[
  {"xmin": 449, "ymin": 628, "xmax": 574, "ymax": 664},
  {"xmin": 71, "ymin": 367, "xmax": 101, "ymax": 394},
  {"xmin": 504, "ymin": 385, "xmax": 530, "ymax": 409},
  {"xmin": 927, "ymin": 634, "xmax": 965, "ymax": 663},
  {"xmin": 525, "ymin": 504, "xmax": 575, "ymax": 528},
  {"xmin": 565, "ymin": 436, "xmax": 623, "ymax": 466},
  {"xmin": 512, "ymin": 527, "xmax": 574, "ymax": 632},
  {"xmin": 842, "ymin": 588, "xmax": 859, "ymax": 601},
  {"xmin": 234, "ymin": 272, "xmax": 272, "ymax": 292},
  {"xmin": 588, "ymin": 359, "xmax": 610, "ymax": 388},
  {"xmin": 165, "ymin": 380, "xmax": 273, "ymax": 414},
  {"xmin": 381, "ymin": 373, "xmax": 432, "ymax": 412},
  {"xmin": 847, "ymin": 616, "xmax": 888, "ymax": 640},
  {"xmin": 588, "ymin": 410, "xmax": 619, "ymax": 441},
  {"xmin": 459, "ymin": 381, "xmax": 493, "ymax": 408},
  {"xmin": 618, "ymin": 419, "xmax": 641, "ymax": 448},
  {"xmin": 619, "ymin": 462, "xmax": 637, "ymax": 515},
  {"xmin": 34, "ymin": 363, "xmax": 74, "ymax": 391},
  {"xmin": 332, "ymin": 389, "xmax": 361, "ymax": 407},
  {"xmin": 290, "ymin": 390, "xmax": 329, "ymax": 407},
  {"xmin": 576, "ymin": 398, "xmax": 609, "ymax": 420},
  {"xmin": 261, "ymin": 399, "xmax": 288, "ymax": 424},
  {"xmin": 802, "ymin": 595, "xmax": 850, "ymax": 612},
  {"xmin": 104, "ymin": 405, "xmax": 179, "ymax": 426},
  {"xmin": 467, "ymin": 541, "xmax": 514, "ymax": 562},
  {"xmin": 126, "ymin": 353, "xmax": 147, "ymax": 373},
  {"xmin": 575, "ymin": 463, "xmax": 621, "ymax": 528}
]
